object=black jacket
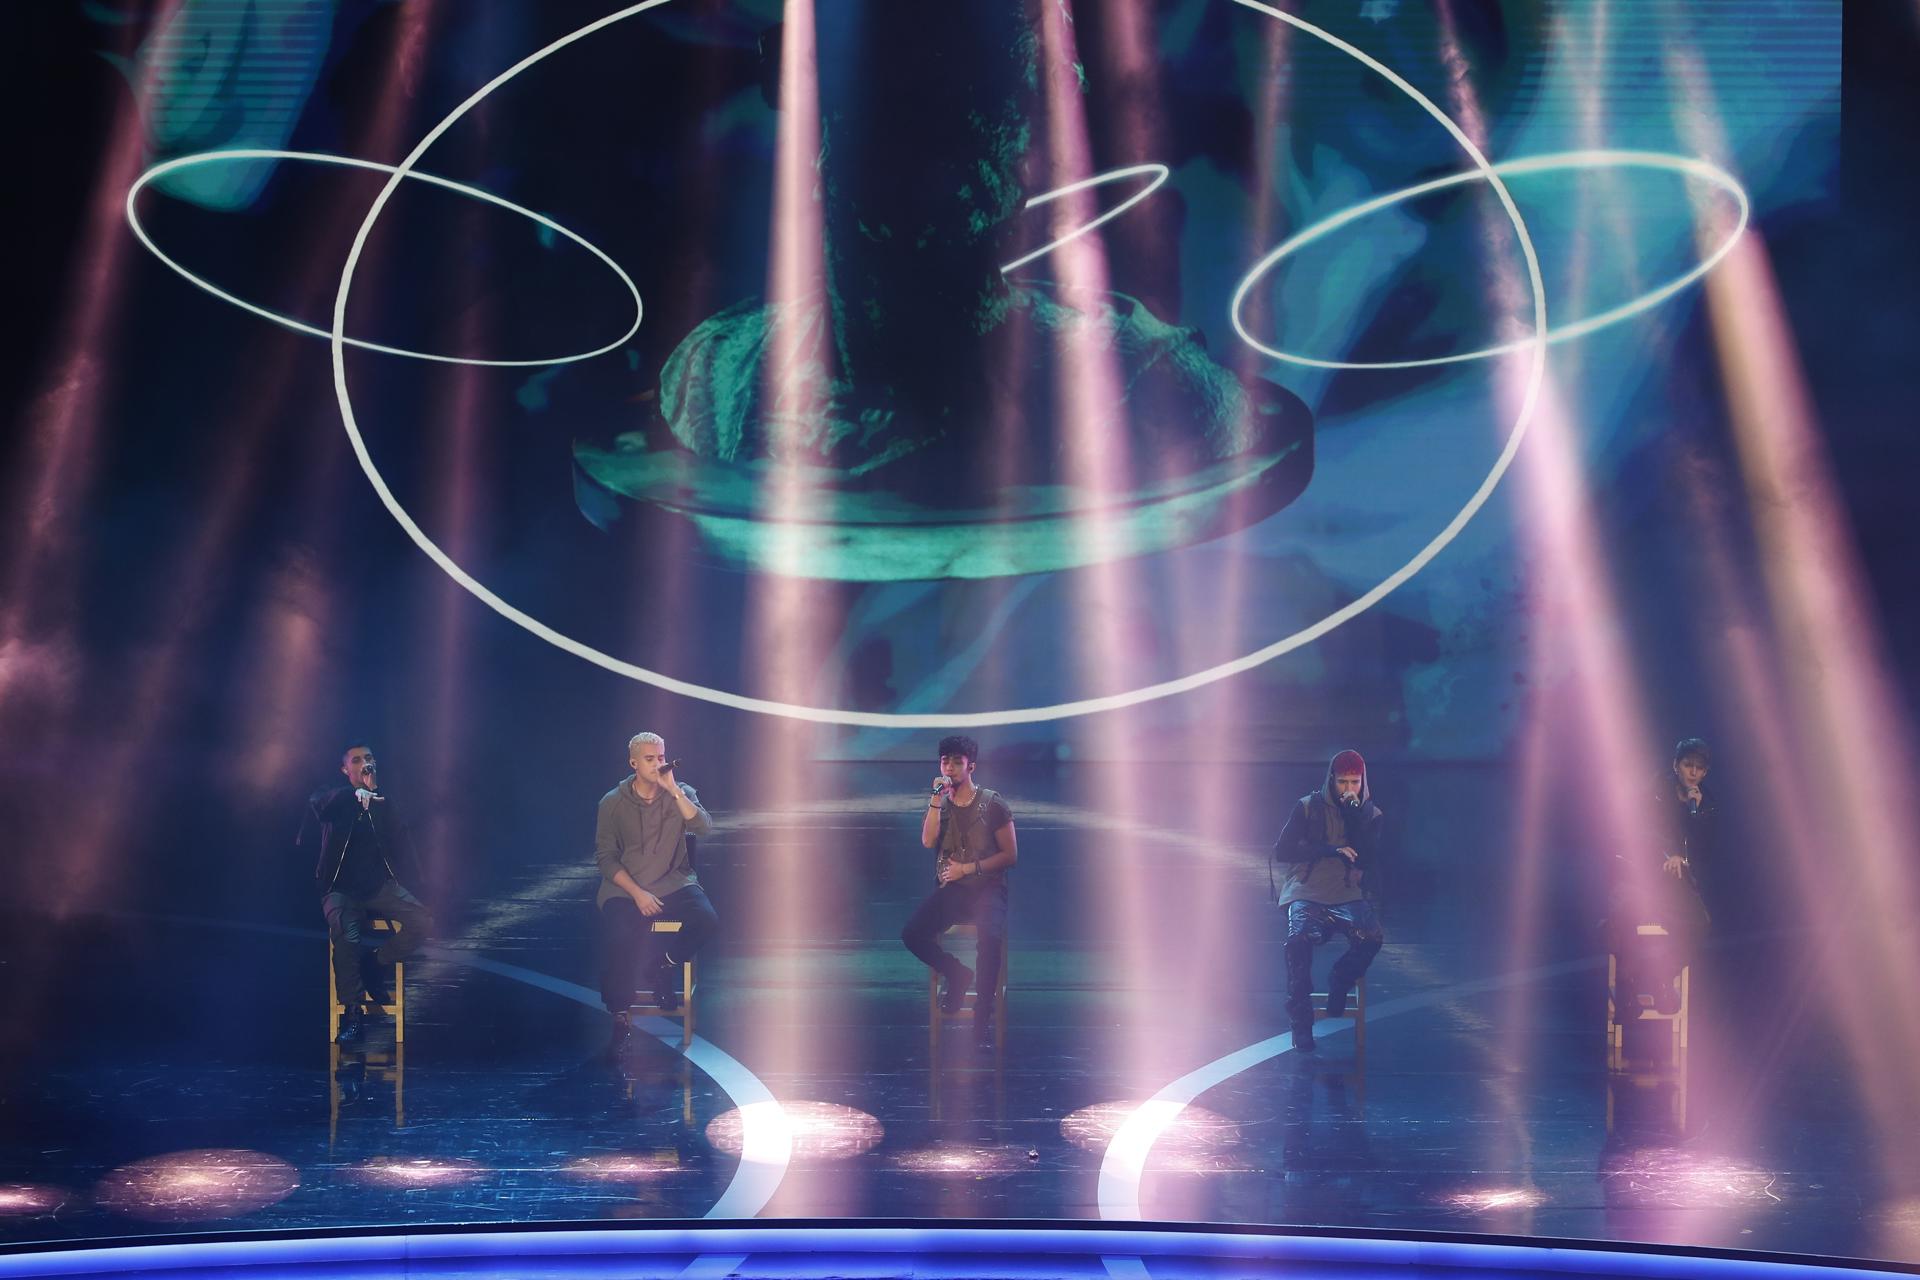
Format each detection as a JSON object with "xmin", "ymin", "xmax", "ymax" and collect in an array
[
  {"xmin": 1651, "ymin": 776, "xmax": 1718, "ymax": 899},
  {"xmin": 299, "ymin": 785, "xmax": 421, "ymax": 898}
]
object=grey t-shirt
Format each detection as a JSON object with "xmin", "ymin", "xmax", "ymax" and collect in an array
[
  {"xmin": 936, "ymin": 787, "xmax": 1014, "ymax": 886},
  {"xmin": 595, "ymin": 777, "xmax": 713, "ymax": 905}
]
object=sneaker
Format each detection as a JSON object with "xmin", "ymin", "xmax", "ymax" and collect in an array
[
  {"xmin": 939, "ymin": 964, "xmax": 974, "ymax": 1015},
  {"xmin": 334, "ymin": 1011, "xmax": 365, "ymax": 1047},
  {"xmin": 1291, "ymin": 1021, "xmax": 1317, "ymax": 1053},
  {"xmin": 1325, "ymin": 986, "xmax": 1351, "ymax": 1019}
]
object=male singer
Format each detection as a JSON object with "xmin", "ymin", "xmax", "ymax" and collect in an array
[
  {"xmin": 1612, "ymin": 738, "xmax": 1716, "ymax": 1014},
  {"xmin": 901, "ymin": 734, "xmax": 1017, "ymax": 1048},
  {"xmin": 1271, "ymin": 749, "xmax": 1385, "ymax": 1051},
  {"xmin": 301, "ymin": 742, "xmax": 435, "ymax": 1047},
  {"xmin": 596, "ymin": 732, "xmax": 717, "ymax": 1047}
]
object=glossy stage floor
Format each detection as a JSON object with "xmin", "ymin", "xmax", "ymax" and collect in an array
[{"xmin": 1, "ymin": 766, "xmax": 1913, "ymax": 1277}]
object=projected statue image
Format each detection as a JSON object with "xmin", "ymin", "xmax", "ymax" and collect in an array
[{"xmin": 573, "ymin": 1, "xmax": 1313, "ymax": 582}]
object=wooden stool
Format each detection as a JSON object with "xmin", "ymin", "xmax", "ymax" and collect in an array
[
  {"xmin": 1608, "ymin": 923, "xmax": 1690, "ymax": 1070},
  {"xmin": 626, "ymin": 918, "xmax": 696, "ymax": 1046},
  {"xmin": 928, "ymin": 922, "xmax": 1007, "ymax": 1050},
  {"xmin": 327, "ymin": 916, "xmax": 405, "ymax": 1043},
  {"xmin": 1310, "ymin": 973, "xmax": 1368, "ymax": 1058}
]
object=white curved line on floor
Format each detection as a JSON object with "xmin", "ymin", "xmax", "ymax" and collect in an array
[
  {"xmin": 113, "ymin": 913, "xmax": 792, "ymax": 1220},
  {"xmin": 1097, "ymin": 954, "xmax": 1606, "ymax": 1227}
]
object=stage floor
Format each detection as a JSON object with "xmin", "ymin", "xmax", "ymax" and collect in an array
[{"xmin": 0, "ymin": 776, "xmax": 1910, "ymax": 1268}]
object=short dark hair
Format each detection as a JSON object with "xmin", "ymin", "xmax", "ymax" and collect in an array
[
  {"xmin": 937, "ymin": 735, "xmax": 980, "ymax": 765},
  {"xmin": 1673, "ymin": 737, "xmax": 1710, "ymax": 766},
  {"xmin": 341, "ymin": 741, "xmax": 373, "ymax": 765}
]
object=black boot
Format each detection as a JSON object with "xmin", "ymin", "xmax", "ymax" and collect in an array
[
  {"xmin": 334, "ymin": 1008, "xmax": 365, "ymax": 1047},
  {"xmin": 651, "ymin": 955, "xmax": 683, "ymax": 1012},
  {"xmin": 939, "ymin": 962, "xmax": 974, "ymax": 1015}
]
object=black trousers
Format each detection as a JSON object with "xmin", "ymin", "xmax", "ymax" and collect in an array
[
  {"xmin": 901, "ymin": 878, "xmax": 1009, "ymax": 1017},
  {"xmin": 322, "ymin": 879, "xmax": 433, "ymax": 1006},
  {"xmin": 599, "ymin": 886, "xmax": 720, "ymax": 1012},
  {"xmin": 1283, "ymin": 898, "xmax": 1384, "ymax": 1030}
]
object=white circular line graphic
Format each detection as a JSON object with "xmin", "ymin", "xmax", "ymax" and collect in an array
[
  {"xmin": 1230, "ymin": 148, "xmax": 1748, "ymax": 371},
  {"xmin": 1000, "ymin": 162, "xmax": 1172, "ymax": 276},
  {"xmin": 327, "ymin": 0, "xmax": 1548, "ymax": 728},
  {"xmin": 128, "ymin": 148, "xmax": 644, "ymax": 367}
]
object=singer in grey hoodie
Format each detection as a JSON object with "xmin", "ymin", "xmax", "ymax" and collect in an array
[{"xmin": 1271, "ymin": 749, "xmax": 1385, "ymax": 1049}]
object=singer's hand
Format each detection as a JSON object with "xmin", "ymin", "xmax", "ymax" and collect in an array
[
  {"xmin": 354, "ymin": 788, "xmax": 383, "ymax": 810},
  {"xmin": 1337, "ymin": 846, "xmax": 1359, "ymax": 865},
  {"xmin": 632, "ymin": 888, "xmax": 665, "ymax": 917},
  {"xmin": 1662, "ymin": 855, "xmax": 1688, "ymax": 880},
  {"xmin": 938, "ymin": 860, "xmax": 970, "ymax": 885},
  {"xmin": 1682, "ymin": 786, "xmax": 1702, "ymax": 806},
  {"xmin": 658, "ymin": 768, "xmax": 683, "ymax": 798},
  {"xmin": 930, "ymin": 776, "xmax": 950, "ymax": 798}
]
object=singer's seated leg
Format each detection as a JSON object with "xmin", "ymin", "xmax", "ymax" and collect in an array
[
  {"xmin": 366, "ymin": 879, "xmax": 433, "ymax": 966},
  {"xmin": 655, "ymin": 885, "xmax": 721, "ymax": 966},
  {"xmin": 599, "ymin": 897, "xmax": 648, "ymax": 1013},
  {"xmin": 323, "ymin": 891, "xmax": 368, "ymax": 1014},
  {"xmin": 902, "ymin": 886, "xmax": 970, "ymax": 991},
  {"xmin": 1325, "ymin": 901, "xmax": 1383, "ymax": 1017},
  {"xmin": 1284, "ymin": 901, "xmax": 1333, "ymax": 1047}
]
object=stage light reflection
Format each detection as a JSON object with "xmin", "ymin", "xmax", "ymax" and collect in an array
[
  {"xmin": 94, "ymin": 1149, "xmax": 298, "ymax": 1222},
  {"xmin": 1064, "ymin": 1101, "xmax": 1241, "ymax": 1165},
  {"xmin": 892, "ymin": 1144, "xmax": 1032, "ymax": 1177},
  {"xmin": 1600, "ymin": 1148, "xmax": 1783, "ymax": 1209},
  {"xmin": 706, "ymin": 1102, "xmax": 882, "ymax": 1161},
  {"xmin": 0, "ymin": 1184, "xmax": 67, "ymax": 1215},
  {"xmin": 1444, "ymin": 1187, "xmax": 1548, "ymax": 1213},
  {"xmin": 348, "ymin": 1156, "xmax": 487, "ymax": 1187},
  {"xmin": 563, "ymin": 1154, "xmax": 682, "ymax": 1180}
]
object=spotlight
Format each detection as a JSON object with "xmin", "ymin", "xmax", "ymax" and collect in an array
[
  {"xmin": 0, "ymin": 1184, "xmax": 67, "ymax": 1216},
  {"xmin": 347, "ymin": 1156, "xmax": 487, "ymax": 1187},
  {"xmin": 706, "ymin": 1101, "xmax": 882, "ymax": 1161},
  {"xmin": 94, "ymin": 1149, "xmax": 298, "ymax": 1222}
]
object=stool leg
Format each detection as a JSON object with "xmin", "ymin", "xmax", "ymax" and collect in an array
[
  {"xmin": 683, "ymin": 959, "xmax": 696, "ymax": 1047},
  {"xmin": 393, "ymin": 960, "xmax": 405, "ymax": 1044},
  {"xmin": 328, "ymin": 938, "xmax": 339, "ymax": 1043}
]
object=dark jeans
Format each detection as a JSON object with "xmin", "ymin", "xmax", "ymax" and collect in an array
[
  {"xmin": 1607, "ymin": 875, "xmax": 1710, "ymax": 1001},
  {"xmin": 901, "ymin": 879, "xmax": 1009, "ymax": 1017},
  {"xmin": 1283, "ymin": 898, "xmax": 1384, "ymax": 1030},
  {"xmin": 599, "ymin": 885, "xmax": 720, "ymax": 1012},
  {"xmin": 322, "ymin": 879, "xmax": 433, "ymax": 1005}
]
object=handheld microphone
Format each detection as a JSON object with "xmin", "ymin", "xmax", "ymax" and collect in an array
[
  {"xmin": 932, "ymin": 778, "xmax": 951, "ymax": 796},
  {"xmin": 664, "ymin": 758, "xmax": 683, "ymax": 773}
]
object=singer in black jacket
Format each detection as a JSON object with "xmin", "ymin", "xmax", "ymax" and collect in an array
[
  {"xmin": 1608, "ymin": 738, "xmax": 1715, "ymax": 1014},
  {"xmin": 299, "ymin": 742, "xmax": 434, "ymax": 1046},
  {"xmin": 1270, "ymin": 749, "xmax": 1385, "ymax": 1050}
]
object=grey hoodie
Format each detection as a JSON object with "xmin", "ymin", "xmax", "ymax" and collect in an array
[{"xmin": 594, "ymin": 777, "xmax": 714, "ymax": 906}]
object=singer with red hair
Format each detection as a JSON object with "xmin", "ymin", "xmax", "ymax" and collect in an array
[{"xmin": 1270, "ymin": 749, "xmax": 1386, "ymax": 1051}]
